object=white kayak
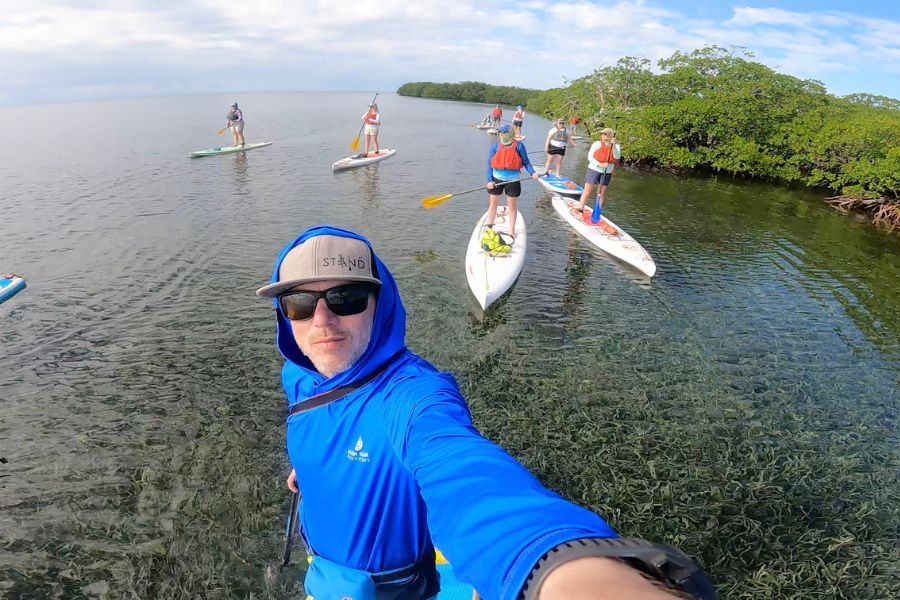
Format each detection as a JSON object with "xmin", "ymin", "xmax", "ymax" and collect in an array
[
  {"xmin": 189, "ymin": 141, "xmax": 272, "ymax": 158},
  {"xmin": 332, "ymin": 149, "xmax": 397, "ymax": 171},
  {"xmin": 551, "ymin": 195, "xmax": 656, "ymax": 277},
  {"xmin": 0, "ymin": 275, "xmax": 26, "ymax": 303},
  {"xmin": 465, "ymin": 206, "xmax": 527, "ymax": 309}
]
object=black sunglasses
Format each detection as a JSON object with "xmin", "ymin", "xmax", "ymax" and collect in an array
[{"xmin": 278, "ymin": 283, "xmax": 377, "ymax": 321}]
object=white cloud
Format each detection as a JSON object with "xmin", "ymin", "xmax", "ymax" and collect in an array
[{"xmin": 0, "ymin": 1, "xmax": 897, "ymax": 106}]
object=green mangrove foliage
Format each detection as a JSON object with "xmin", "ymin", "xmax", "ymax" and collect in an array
[
  {"xmin": 527, "ymin": 47, "xmax": 900, "ymax": 202},
  {"xmin": 397, "ymin": 81, "xmax": 541, "ymax": 107}
]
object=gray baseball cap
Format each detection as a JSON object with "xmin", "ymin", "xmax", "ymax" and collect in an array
[{"xmin": 256, "ymin": 235, "xmax": 381, "ymax": 298}]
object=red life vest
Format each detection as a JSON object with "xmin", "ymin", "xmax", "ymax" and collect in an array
[
  {"xmin": 365, "ymin": 112, "xmax": 379, "ymax": 125},
  {"xmin": 513, "ymin": 110, "xmax": 524, "ymax": 121},
  {"xmin": 593, "ymin": 142, "xmax": 619, "ymax": 165},
  {"xmin": 490, "ymin": 142, "xmax": 523, "ymax": 170},
  {"xmin": 491, "ymin": 107, "xmax": 502, "ymax": 117}
]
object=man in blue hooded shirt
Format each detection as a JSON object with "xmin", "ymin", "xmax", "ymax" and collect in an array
[{"xmin": 257, "ymin": 226, "xmax": 715, "ymax": 600}]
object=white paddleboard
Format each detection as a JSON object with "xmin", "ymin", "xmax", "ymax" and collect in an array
[
  {"xmin": 551, "ymin": 195, "xmax": 656, "ymax": 277},
  {"xmin": 475, "ymin": 124, "xmax": 491, "ymax": 130},
  {"xmin": 190, "ymin": 141, "xmax": 272, "ymax": 158},
  {"xmin": 465, "ymin": 206, "xmax": 527, "ymax": 309},
  {"xmin": 332, "ymin": 149, "xmax": 397, "ymax": 171}
]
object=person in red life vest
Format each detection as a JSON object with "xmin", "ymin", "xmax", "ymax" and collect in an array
[
  {"xmin": 361, "ymin": 103, "xmax": 381, "ymax": 156},
  {"xmin": 542, "ymin": 118, "xmax": 572, "ymax": 178},
  {"xmin": 490, "ymin": 104, "xmax": 503, "ymax": 129},
  {"xmin": 484, "ymin": 124, "xmax": 539, "ymax": 241},
  {"xmin": 512, "ymin": 105, "xmax": 525, "ymax": 138},
  {"xmin": 574, "ymin": 128, "xmax": 621, "ymax": 221},
  {"xmin": 569, "ymin": 115, "xmax": 581, "ymax": 138}
]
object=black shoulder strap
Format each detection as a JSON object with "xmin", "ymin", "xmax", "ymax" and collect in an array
[{"xmin": 288, "ymin": 352, "xmax": 402, "ymax": 416}]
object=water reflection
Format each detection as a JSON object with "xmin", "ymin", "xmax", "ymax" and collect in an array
[
  {"xmin": 468, "ymin": 291, "xmax": 513, "ymax": 337},
  {"xmin": 351, "ymin": 164, "xmax": 382, "ymax": 204},
  {"xmin": 232, "ymin": 151, "xmax": 250, "ymax": 186},
  {"xmin": 561, "ymin": 245, "xmax": 591, "ymax": 318}
]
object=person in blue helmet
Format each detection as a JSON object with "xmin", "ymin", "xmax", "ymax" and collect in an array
[{"xmin": 256, "ymin": 226, "xmax": 716, "ymax": 600}]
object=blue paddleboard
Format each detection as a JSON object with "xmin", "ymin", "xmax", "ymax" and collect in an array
[
  {"xmin": 436, "ymin": 550, "xmax": 477, "ymax": 599},
  {"xmin": 0, "ymin": 275, "xmax": 26, "ymax": 303},
  {"xmin": 538, "ymin": 173, "xmax": 584, "ymax": 196}
]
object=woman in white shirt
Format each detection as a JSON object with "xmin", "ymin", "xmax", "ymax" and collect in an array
[
  {"xmin": 361, "ymin": 104, "xmax": 381, "ymax": 155},
  {"xmin": 542, "ymin": 118, "xmax": 571, "ymax": 178},
  {"xmin": 573, "ymin": 128, "xmax": 621, "ymax": 219}
]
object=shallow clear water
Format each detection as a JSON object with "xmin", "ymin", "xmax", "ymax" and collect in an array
[{"xmin": 1, "ymin": 92, "xmax": 898, "ymax": 599}]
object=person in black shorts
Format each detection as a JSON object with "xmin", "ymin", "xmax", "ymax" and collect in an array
[
  {"xmin": 542, "ymin": 118, "xmax": 571, "ymax": 178},
  {"xmin": 575, "ymin": 128, "xmax": 621, "ymax": 220},
  {"xmin": 484, "ymin": 125, "xmax": 539, "ymax": 242},
  {"xmin": 512, "ymin": 105, "xmax": 525, "ymax": 138}
]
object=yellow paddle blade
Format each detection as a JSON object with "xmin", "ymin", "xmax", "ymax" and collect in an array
[
  {"xmin": 420, "ymin": 193, "xmax": 453, "ymax": 208},
  {"xmin": 216, "ymin": 128, "xmax": 225, "ymax": 135},
  {"xmin": 351, "ymin": 135, "xmax": 360, "ymax": 151}
]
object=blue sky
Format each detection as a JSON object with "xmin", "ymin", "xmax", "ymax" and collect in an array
[{"xmin": 2, "ymin": 0, "xmax": 898, "ymax": 107}]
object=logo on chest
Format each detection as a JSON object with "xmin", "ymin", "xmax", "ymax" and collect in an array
[{"xmin": 346, "ymin": 436, "xmax": 371, "ymax": 463}]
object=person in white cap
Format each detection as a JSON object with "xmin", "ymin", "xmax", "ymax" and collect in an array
[
  {"xmin": 512, "ymin": 105, "xmax": 525, "ymax": 139},
  {"xmin": 574, "ymin": 128, "xmax": 621, "ymax": 220},
  {"xmin": 542, "ymin": 118, "xmax": 572, "ymax": 178},
  {"xmin": 255, "ymin": 225, "xmax": 716, "ymax": 600}
]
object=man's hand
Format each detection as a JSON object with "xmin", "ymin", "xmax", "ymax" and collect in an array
[{"xmin": 286, "ymin": 468, "xmax": 299, "ymax": 493}]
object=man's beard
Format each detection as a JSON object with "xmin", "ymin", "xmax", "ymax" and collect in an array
[{"xmin": 309, "ymin": 331, "xmax": 370, "ymax": 378}]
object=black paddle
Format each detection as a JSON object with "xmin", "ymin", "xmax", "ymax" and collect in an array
[{"xmin": 264, "ymin": 491, "xmax": 301, "ymax": 590}]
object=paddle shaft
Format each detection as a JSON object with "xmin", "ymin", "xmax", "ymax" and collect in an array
[
  {"xmin": 352, "ymin": 93, "xmax": 379, "ymax": 150},
  {"xmin": 280, "ymin": 491, "xmax": 300, "ymax": 568},
  {"xmin": 421, "ymin": 175, "xmax": 537, "ymax": 208},
  {"xmin": 465, "ymin": 175, "xmax": 535, "ymax": 197}
]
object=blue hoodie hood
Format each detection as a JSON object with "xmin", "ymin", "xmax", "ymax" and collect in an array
[{"xmin": 267, "ymin": 225, "xmax": 406, "ymax": 405}]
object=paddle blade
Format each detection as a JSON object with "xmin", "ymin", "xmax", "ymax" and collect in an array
[
  {"xmin": 351, "ymin": 135, "xmax": 360, "ymax": 151},
  {"xmin": 591, "ymin": 200, "xmax": 601, "ymax": 223},
  {"xmin": 421, "ymin": 193, "xmax": 453, "ymax": 208},
  {"xmin": 216, "ymin": 128, "xmax": 225, "ymax": 135}
]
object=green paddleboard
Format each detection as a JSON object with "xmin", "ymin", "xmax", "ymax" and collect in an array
[{"xmin": 190, "ymin": 141, "xmax": 272, "ymax": 158}]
